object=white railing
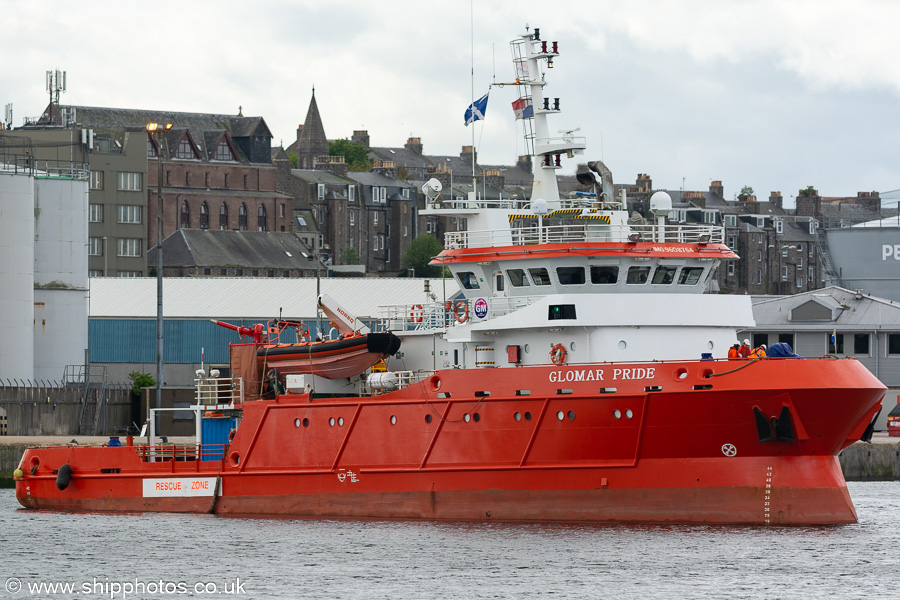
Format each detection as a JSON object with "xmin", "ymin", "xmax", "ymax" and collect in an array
[
  {"xmin": 445, "ymin": 223, "xmax": 724, "ymax": 249},
  {"xmin": 380, "ymin": 296, "xmax": 540, "ymax": 330},
  {"xmin": 195, "ymin": 376, "xmax": 244, "ymax": 406}
]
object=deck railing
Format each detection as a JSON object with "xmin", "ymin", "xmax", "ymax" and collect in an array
[
  {"xmin": 195, "ymin": 376, "xmax": 243, "ymax": 406},
  {"xmin": 137, "ymin": 443, "xmax": 228, "ymax": 462},
  {"xmin": 445, "ymin": 223, "xmax": 724, "ymax": 249}
]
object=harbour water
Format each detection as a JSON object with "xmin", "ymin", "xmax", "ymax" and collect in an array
[{"xmin": 1, "ymin": 482, "xmax": 897, "ymax": 599}]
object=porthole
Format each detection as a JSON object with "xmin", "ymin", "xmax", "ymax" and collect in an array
[
  {"xmin": 473, "ymin": 413, "xmax": 480, "ymax": 422},
  {"xmin": 302, "ymin": 418, "xmax": 309, "ymax": 427},
  {"xmin": 707, "ymin": 340, "xmax": 714, "ymax": 350},
  {"xmin": 614, "ymin": 409, "xmax": 622, "ymax": 419},
  {"xmin": 294, "ymin": 418, "xmax": 301, "ymax": 428},
  {"xmin": 626, "ymin": 409, "xmax": 633, "ymax": 419},
  {"xmin": 557, "ymin": 410, "xmax": 564, "ymax": 421},
  {"xmin": 390, "ymin": 415, "xmax": 397, "ymax": 425},
  {"xmin": 338, "ymin": 417, "xmax": 344, "ymax": 427},
  {"xmin": 329, "ymin": 417, "xmax": 335, "ymax": 427},
  {"xmin": 567, "ymin": 410, "xmax": 575, "ymax": 421},
  {"xmin": 514, "ymin": 412, "xmax": 522, "ymax": 422},
  {"xmin": 618, "ymin": 340, "xmax": 627, "ymax": 350},
  {"xmin": 525, "ymin": 411, "xmax": 532, "ymax": 421},
  {"xmin": 570, "ymin": 342, "xmax": 576, "ymax": 351},
  {"xmin": 464, "ymin": 413, "xmax": 471, "ymax": 423},
  {"xmin": 524, "ymin": 344, "xmax": 530, "ymax": 353},
  {"xmin": 425, "ymin": 414, "xmax": 432, "ymax": 424}
]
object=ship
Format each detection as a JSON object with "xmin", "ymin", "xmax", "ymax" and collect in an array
[{"xmin": 14, "ymin": 27, "xmax": 885, "ymax": 524}]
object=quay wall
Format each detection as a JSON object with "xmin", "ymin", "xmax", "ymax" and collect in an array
[{"xmin": 0, "ymin": 382, "xmax": 133, "ymax": 436}]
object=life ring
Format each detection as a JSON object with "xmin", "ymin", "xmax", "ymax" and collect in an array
[
  {"xmin": 550, "ymin": 343, "xmax": 567, "ymax": 365},
  {"xmin": 228, "ymin": 428, "xmax": 236, "ymax": 443},
  {"xmin": 410, "ymin": 304, "xmax": 424, "ymax": 323},
  {"xmin": 456, "ymin": 301, "xmax": 469, "ymax": 323}
]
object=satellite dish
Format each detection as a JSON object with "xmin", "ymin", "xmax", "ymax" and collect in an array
[
  {"xmin": 532, "ymin": 198, "xmax": 548, "ymax": 215},
  {"xmin": 422, "ymin": 178, "xmax": 442, "ymax": 200},
  {"xmin": 649, "ymin": 191, "xmax": 673, "ymax": 216}
]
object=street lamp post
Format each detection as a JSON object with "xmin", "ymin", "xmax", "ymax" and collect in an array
[{"xmin": 147, "ymin": 122, "xmax": 171, "ymax": 430}]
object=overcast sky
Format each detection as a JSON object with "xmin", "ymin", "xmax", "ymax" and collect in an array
[{"xmin": 4, "ymin": 0, "xmax": 899, "ymax": 207}]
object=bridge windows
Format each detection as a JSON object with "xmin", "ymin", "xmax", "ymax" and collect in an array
[
  {"xmin": 651, "ymin": 266, "xmax": 676, "ymax": 285},
  {"xmin": 506, "ymin": 269, "xmax": 530, "ymax": 287},
  {"xmin": 590, "ymin": 265, "xmax": 618, "ymax": 284},
  {"xmin": 626, "ymin": 266, "xmax": 650, "ymax": 284},
  {"xmin": 528, "ymin": 267, "xmax": 551, "ymax": 286},
  {"xmin": 556, "ymin": 266, "xmax": 585, "ymax": 285},
  {"xmin": 458, "ymin": 271, "xmax": 480, "ymax": 289}
]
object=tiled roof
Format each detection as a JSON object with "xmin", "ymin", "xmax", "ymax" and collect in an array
[
  {"xmin": 149, "ymin": 229, "xmax": 316, "ymax": 270},
  {"xmin": 751, "ymin": 285, "xmax": 900, "ymax": 328},
  {"xmin": 290, "ymin": 169, "xmax": 355, "ymax": 185}
]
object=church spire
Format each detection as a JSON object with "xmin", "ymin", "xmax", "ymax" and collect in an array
[{"xmin": 297, "ymin": 88, "xmax": 327, "ymax": 169}]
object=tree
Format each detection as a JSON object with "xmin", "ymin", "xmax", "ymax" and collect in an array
[
  {"xmin": 128, "ymin": 371, "xmax": 156, "ymax": 399},
  {"xmin": 799, "ymin": 186, "xmax": 818, "ymax": 197},
  {"xmin": 341, "ymin": 247, "xmax": 360, "ymax": 264},
  {"xmin": 329, "ymin": 139, "xmax": 373, "ymax": 172},
  {"xmin": 288, "ymin": 152, "xmax": 298, "ymax": 168},
  {"xmin": 738, "ymin": 185, "xmax": 754, "ymax": 200},
  {"xmin": 401, "ymin": 235, "xmax": 445, "ymax": 278}
]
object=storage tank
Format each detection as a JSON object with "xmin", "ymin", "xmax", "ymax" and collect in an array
[
  {"xmin": 0, "ymin": 168, "xmax": 35, "ymax": 381},
  {"xmin": 32, "ymin": 175, "xmax": 89, "ymax": 380}
]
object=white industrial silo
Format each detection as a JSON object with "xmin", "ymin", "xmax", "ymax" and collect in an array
[
  {"xmin": 33, "ymin": 174, "xmax": 89, "ymax": 380},
  {"xmin": 0, "ymin": 167, "xmax": 36, "ymax": 381}
]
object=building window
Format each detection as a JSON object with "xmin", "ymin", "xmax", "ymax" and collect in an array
[
  {"xmin": 90, "ymin": 171, "xmax": 103, "ymax": 190},
  {"xmin": 888, "ymin": 334, "xmax": 900, "ymax": 355},
  {"xmin": 238, "ymin": 203, "xmax": 248, "ymax": 230},
  {"xmin": 257, "ymin": 205, "xmax": 267, "ymax": 231},
  {"xmin": 117, "ymin": 172, "xmax": 142, "ymax": 191},
  {"xmin": 318, "ymin": 184, "xmax": 325, "ymax": 200},
  {"xmin": 403, "ymin": 225, "xmax": 408, "ymax": 237},
  {"xmin": 775, "ymin": 220, "xmax": 783, "ymax": 234},
  {"xmin": 373, "ymin": 212, "xmax": 379, "ymax": 225},
  {"xmin": 379, "ymin": 235, "xmax": 385, "ymax": 250},
  {"xmin": 243, "ymin": 174, "xmax": 248, "ymax": 189},
  {"xmin": 89, "ymin": 237, "xmax": 103, "ymax": 256},
  {"xmin": 200, "ymin": 202, "xmax": 209, "ymax": 229},
  {"xmin": 797, "ymin": 256, "xmax": 803, "ymax": 268},
  {"xmin": 854, "ymin": 333, "xmax": 870, "ymax": 355},
  {"xmin": 778, "ymin": 333, "xmax": 794, "ymax": 347},
  {"xmin": 782, "ymin": 247, "xmax": 789, "ymax": 257},
  {"xmin": 147, "ymin": 138, "xmax": 157, "ymax": 158},
  {"xmin": 402, "ymin": 188, "xmax": 409, "ymax": 198},
  {"xmin": 89, "ymin": 204, "xmax": 103, "ymax": 223},
  {"xmin": 757, "ymin": 250, "xmax": 762, "ymax": 261},
  {"xmin": 727, "ymin": 262, "xmax": 735, "ymax": 276},
  {"xmin": 702, "ymin": 210, "xmax": 716, "ymax": 224},
  {"xmin": 185, "ymin": 172, "xmax": 191, "ymax": 186},
  {"xmin": 728, "ymin": 236, "xmax": 736, "ymax": 249},
  {"xmin": 725, "ymin": 214, "xmax": 736, "ymax": 227},
  {"xmin": 753, "ymin": 333, "xmax": 769, "ymax": 348},
  {"xmin": 117, "ymin": 205, "xmax": 142, "ymax": 224},
  {"xmin": 89, "ymin": 270, "xmax": 104, "ymax": 278},
  {"xmin": 781, "ymin": 266, "xmax": 788, "ymax": 280},
  {"xmin": 117, "ymin": 271, "xmax": 142, "ymax": 278},
  {"xmin": 224, "ymin": 173, "xmax": 230, "ymax": 188},
  {"xmin": 349, "ymin": 212, "xmax": 355, "ymax": 226},
  {"xmin": 180, "ymin": 200, "xmax": 190, "ymax": 228},
  {"xmin": 116, "ymin": 238, "xmax": 142, "ymax": 257},
  {"xmin": 796, "ymin": 277, "xmax": 803, "ymax": 289},
  {"xmin": 808, "ymin": 266, "xmax": 814, "ymax": 282},
  {"xmin": 830, "ymin": 333, "xmax": 844, "ymax": 354},
  {"xmin": 757, "ymin": 269, "xmax": 762, "ymax": 284},
  {"xmin": 219, "ymin": 203, "xmax": 228, "ymax": 229},
  {"xmin": 386, "ymin": 223, "xmax": 390, "ymax": 237},
  {"xmin": 205, "ymin": 173, "xmax": 210, "ymax": 187},
  {"xmin": 213, "ymin": 141, "xmax": 234, "ymax": 161},
  {"xmin": 280, "ymin": 204, "xmax": 285, "ymax": 218},
  {"xmin": 348, "ymin": 186, "xmax": 355, "ymax": 201},
  {"xmin": 175, "ymin": 138, "xmax": 196, "ymax": 159},
  {"xmin": 373, "ymin": 236, "xmax": 378, "ymax": 251}
]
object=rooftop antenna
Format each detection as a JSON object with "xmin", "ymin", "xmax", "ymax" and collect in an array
[
  {"xmin": 4, "ymin": 103, "xmax": 12, "ymax": 129},
  {"xmin": 46, "ymin": 69, "xmax": 66, "ymax": 110}
]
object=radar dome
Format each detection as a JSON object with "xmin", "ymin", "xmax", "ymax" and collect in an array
[
  {"xmin": 649, "ymin": 191, "xmax": 673, "ymax": 216},
  {"xmin": 532, "ymin": 198, "xmax": 548, "ymax": 214}
]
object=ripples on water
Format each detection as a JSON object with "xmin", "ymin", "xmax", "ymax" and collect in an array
[{"xmin": 1, "ymin": 482, "xmax": 897, "ymax": 599}]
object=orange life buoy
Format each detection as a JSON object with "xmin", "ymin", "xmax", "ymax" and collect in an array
[
  {"xmin": 550, "ymin": 343, "xmax": 567, "ymax": 365},
  {"xmin": 410, "ymin": 304, "xmax": 424, "ymax": 323},
  {"xmin": 228, "ymin": 428, "xmax": 236, "ymax": 443},
  {"xmin": 456, "ymin": 301, "xmax": 469, "ymax": 323}
]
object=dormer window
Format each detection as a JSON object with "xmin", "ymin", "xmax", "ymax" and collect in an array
[
  {"xmin": 213, "ymin": 140, "xmax": 235, "ymax": 161},
  {"xmin": 724, "ymin": 214, "xmax": 736, "ymax": 227},
  {"xmin": 176, "ymin": 137, "xmax": 198, "ymax": 159},
  {"xmin": 775, "ymin": 219, "xmax": 783, "ymax": 234}
]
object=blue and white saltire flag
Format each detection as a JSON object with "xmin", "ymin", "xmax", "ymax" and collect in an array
[{"xmin": 464, "ymin": 92, "xmax": 489, "ymax": 126}]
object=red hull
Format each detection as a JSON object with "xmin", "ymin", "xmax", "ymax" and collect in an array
[{"xmin": 15, "ymin": 357, "xmax": 884, "ymax": 525}]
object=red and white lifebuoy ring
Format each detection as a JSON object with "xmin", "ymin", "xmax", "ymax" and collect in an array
[
  {"xmin": 410, "ymin": 304, "xmax": 424, "ymax": 323},
  {"xmin": 550, "ymin": 344, "xmax": 567, "ymax": 365},
  {"xmin": 456, "ymin": 301, "xmax": 469, "ymax": 323}
]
